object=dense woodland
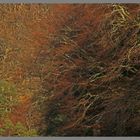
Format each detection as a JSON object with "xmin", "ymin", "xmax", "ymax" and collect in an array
[{"xmin": 0, "ymin": 4, "xmax": 140, "ymax": 136}]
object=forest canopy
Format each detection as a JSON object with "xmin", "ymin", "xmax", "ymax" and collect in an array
[{"xmin": 0, "ymin": 4, "xmax": 139, "ymax": 136}]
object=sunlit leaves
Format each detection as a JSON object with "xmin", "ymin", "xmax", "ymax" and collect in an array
[{"xmin": 0, "ymin": 80, "xmax": 17, "ymax": 117}]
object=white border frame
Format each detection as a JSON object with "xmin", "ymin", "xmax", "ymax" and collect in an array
[{"xmin": 0, "ymin": 0, "xmax": 139, "ymax": 3}]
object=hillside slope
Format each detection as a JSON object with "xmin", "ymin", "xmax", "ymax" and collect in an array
[{"xmin": 0, "ymin": 4, "xmax": 139, "ymax": 136}]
